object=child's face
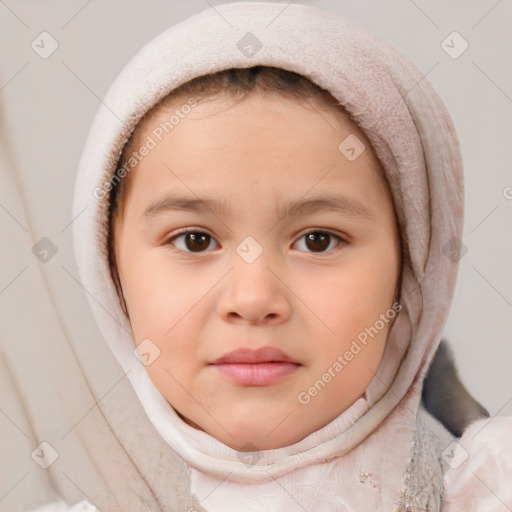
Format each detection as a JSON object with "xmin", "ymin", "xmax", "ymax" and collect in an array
[{"xmin": 113, "ymin": 90, "xmax": 402, "ymax": 451}]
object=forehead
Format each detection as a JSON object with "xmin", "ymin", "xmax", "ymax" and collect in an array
[{"xmin": 120, "ymin": 90, "xmax": 389, "ymax": 215}]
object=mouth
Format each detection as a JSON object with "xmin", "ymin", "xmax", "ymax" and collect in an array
[{"xmin": 209, "ymin": 346, "xmax": 301, "ymax": 386}]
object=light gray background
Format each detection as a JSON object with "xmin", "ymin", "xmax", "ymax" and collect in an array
[{"xmin": 1, "ymin": 0, "xmax": 511, "ymax": 419}]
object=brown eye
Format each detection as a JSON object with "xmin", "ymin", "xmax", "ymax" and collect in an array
[
  {"xmin": 295, "ymin": 231, "xmax": 343, "ymax": 253},
  {"xmin": 169, "ymin": 231, "xmax": 217, "ymax": 253},
  {"xmin": 185, "ymin": 233, "xmax": 210, "ymax": 252}
]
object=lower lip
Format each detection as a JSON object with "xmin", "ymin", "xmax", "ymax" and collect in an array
[{"xmin": 212, "ymin": 362, "xmax": 301, "ymax": 386}]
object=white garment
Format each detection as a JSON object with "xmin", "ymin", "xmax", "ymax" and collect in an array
[
  {"xmin": 442, "ymin": 416, "xmax": 512, "ymax": 512},
  {"xmin": 29, "ymin": 502, "xmax": 96, "ymax": 512},
  {"xmin": 31, "ymin": 414, "xmax": 512, "ymax": 512}
]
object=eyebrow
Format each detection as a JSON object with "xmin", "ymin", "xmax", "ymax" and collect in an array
[{"xmin": 140, "ymin": 193, "xmax": 375, "ymax": 222}]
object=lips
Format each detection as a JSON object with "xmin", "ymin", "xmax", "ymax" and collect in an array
[
  {"xmin": 211, "ymin": 346, "xmax": 298, "ymax": 365},
  {"xmin": 210, "ymin": 346, "xmax": 301, "ymax": 386}
]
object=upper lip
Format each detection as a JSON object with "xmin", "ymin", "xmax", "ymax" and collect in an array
[{"xmin": 211, "ymin": 346, "xmax": 299, "ymax": 365}]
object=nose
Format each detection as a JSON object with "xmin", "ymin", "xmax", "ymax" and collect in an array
[{"xmin": 217, "ymin": 255, "xmax": 292, "ymax": 326}]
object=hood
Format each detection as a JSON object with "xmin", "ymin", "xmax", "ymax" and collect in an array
[{"xmin": 72, "ymin": 0, "xmax": 463, "ymax": 489}]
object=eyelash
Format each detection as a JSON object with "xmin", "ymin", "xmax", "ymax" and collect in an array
[{"xmin": 164, "ymin": 227, "xmax": 347, "ymax": 255}]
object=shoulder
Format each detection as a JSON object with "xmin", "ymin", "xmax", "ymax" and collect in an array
[
  {"xmin": 442, "ymin": 416, "xmax": 512, "ymax": 511},
  {"xmin": 28, "ymin": 501, "xmax": 98, "ymax": 512}
]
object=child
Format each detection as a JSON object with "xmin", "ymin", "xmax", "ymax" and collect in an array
[{"xmin": 33, "ymin": 2, "xmax": 512, "ymax": 511}]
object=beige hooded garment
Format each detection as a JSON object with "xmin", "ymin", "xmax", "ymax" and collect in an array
[{"xmin": 1, "ymin": 2, "xmax": 511, "ymax": 512}]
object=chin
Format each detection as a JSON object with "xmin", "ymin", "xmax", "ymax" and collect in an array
[{"xmin": 179, "ymin": 409, "xmax": 307, "ymax": 451}]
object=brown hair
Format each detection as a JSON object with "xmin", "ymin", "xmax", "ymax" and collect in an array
[
  {"xmin": 109, "ymin": 66, "xmax": 352, "ymax": 224},
  {"xmin": 107, "ymin": 66, "xmax": 391, "ymax": 316}
]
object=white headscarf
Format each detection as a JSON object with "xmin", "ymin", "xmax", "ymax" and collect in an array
[{"xmin": 3, "ymin": 2, "xmax": 465, "ymax": 511}]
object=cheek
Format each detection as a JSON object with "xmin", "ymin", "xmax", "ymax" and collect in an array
[
  {"xmin": 120, "ymin": 247, "xmax": 209, "ymax": 347},
  {"xmin": 321, "ymin": 254, "xmax": 399, "ymax": 329},
  {"xmin": 309, "ymin": 242, "xmax": 400, "ymax": 371},
  {"xmin": 122, "ymin": 253, "xmax": 210, "ymax": 397}
]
